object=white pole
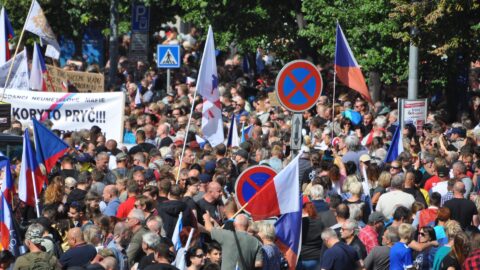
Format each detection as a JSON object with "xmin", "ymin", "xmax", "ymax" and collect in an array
[
  {"xmin": 176, "ymin": 89, "xmax": 199, "ymax": 183},
  {"xmin": 31, "ymin": 170, "xmax": 40, "ymax": 217},
  {"xmin": 1, "ymin": 0, "xmax": 34, "ymax": 100},
  {"xmin": 331, "ymin": 70, "xmax": 337, "ymax": 140}
]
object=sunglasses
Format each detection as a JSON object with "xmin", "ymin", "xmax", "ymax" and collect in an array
[
  {"xmin": 391, "ymin": 166, "xmax": 401, "ymax": 170},
  {"xmin": 194, "ymin": 253, "xmax": 205, "ymax": 258},
  {"xmin": 419, "ymin": 232, "xmax": 426, "ymax": 237}
]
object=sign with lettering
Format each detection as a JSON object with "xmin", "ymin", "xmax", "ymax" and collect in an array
[
  {"xmin": 46, "ymin": 65, "xmax": 104, "ymax": 92},
  {"xmin": 1, "ymin": 89, "xmax": 124, "ymax": 142}
]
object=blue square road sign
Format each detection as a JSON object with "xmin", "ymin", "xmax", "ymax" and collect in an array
[{"xmin": 157, "ymin": 45, "xmax": 181, "ymax": 69}]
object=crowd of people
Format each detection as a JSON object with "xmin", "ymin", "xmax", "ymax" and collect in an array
[{"xmin": 2, "ymin": 25, "xmax": 480, "ymax": 270}]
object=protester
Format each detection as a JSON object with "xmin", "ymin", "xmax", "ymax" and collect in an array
[{"xmin": 4, "ymin": 21, "xmax": 480, "ymax": 270}]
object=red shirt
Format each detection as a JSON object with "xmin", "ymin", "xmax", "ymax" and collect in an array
[
  {"xmin": 358, "ymin": 225, "xmax": 378, "ymax": 254},
  {"xmin": 116, "ymin": 196, "xmax": 136, "ymax": 219},
  {"xmin": 424, "ymin": 175, "xmax": 440, "ymax": 191}
]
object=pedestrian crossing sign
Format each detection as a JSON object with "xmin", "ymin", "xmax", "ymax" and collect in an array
[{"xmin": 157, "ymin": 45, "xmax": 181, "ymax": 68}]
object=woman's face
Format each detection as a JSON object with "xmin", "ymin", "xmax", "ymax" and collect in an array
[
  {"xmin": 191, "ymin": 248, "xmax": 205, "ymax": 266},
  {"xmin": 88, "ymin": 199, "xmax": 100, "ymax": 210},
  {"xmin": 419, "ymin": 229, "xmax": 430, "ymax": 242}
]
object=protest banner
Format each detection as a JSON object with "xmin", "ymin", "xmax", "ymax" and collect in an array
[
  {"xmin": 1, "ymin": 89, "xmax": 124, "ymax": 142},
  {"xmin": 399, "ymin": 98, "xmax": 428, "ymax": 136},
  {"xmin": 46, "ymin": 64, "xmax": 104, "ymax": 92}
]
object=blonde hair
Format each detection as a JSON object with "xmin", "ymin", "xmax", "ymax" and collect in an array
[
  {"xmin": 445, "ymin": 220, "xmax": 462, "ymax": 239},
  {"xmin": 398, "ymin": 223, "xmax": 413, "ymax": 241},
  {"xmin": 377, "ymin": 171, "xmax": 392, "ymax": 188},
  {"xmin": 257, "ymin": 221, "xmax": 276, "ymax": 242},
  {"xmin": 342, "ymin": 175, "xmax": 360, "ymax": 193}
]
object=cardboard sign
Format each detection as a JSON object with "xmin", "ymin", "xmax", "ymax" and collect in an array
[{"xmin": 46, "ymin": 65, "xmax": 104, "ymax": 92}]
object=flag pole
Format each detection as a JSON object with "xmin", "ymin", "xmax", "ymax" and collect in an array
[
  {"xmin": 176, "ymin": 91, "xmax": 199, "ymax": 184},
  {"xmin": 0, "ymin": 0, "xmax": 34, "ymax": 101},
  {"xmin": 331, "ymin": 21, "xmax": 339, "ymax": 141},
  {"xmin": 30, "ymin": 169, "xmax": 41, "ymax": 217}
]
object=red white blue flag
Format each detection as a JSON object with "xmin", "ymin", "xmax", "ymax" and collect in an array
[
  {"xmin": 33, "ymin": 118, "xmax": 69, "ymax": 175},
  {"xmin": 0, "ymin": 7, "xmax": 14, "ymax": 65},
  {"xmin": 335, "ymin": 23, "xmax": 372, "ymax": 103},
  {"xmin": 18, "ymin": 128, "xmax": 45, "ymax": 208},
  {"xmin": 0, "ymin": 157, "xmax": 14, "ymax": 205},
  {"xmin": 30, "ymin": 42, "xmax": 48, "ymax": 91},
  {"xmin": 275, "ymin": 198, "xmax": 302, "ymax": 270},
  {"xmin": 244, "ymin": 152, "xmax": 302, "ymax": 220}
]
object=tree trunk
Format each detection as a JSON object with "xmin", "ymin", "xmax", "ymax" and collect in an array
[{"xmin": 368, "ymin": 71, "xmax": 381, "ymax": 102}]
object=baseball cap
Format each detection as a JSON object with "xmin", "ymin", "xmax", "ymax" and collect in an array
[
  {"xmin": 234, "ymin": 149, "xmax": 249, "ymax": 160},
  {"xmin": 65, "ymin": 177, "xmax": 77, "ymax": 188},
  {"xmin": 360, "ymin": 154, "xmax": 371, "ymax": 163},
  {"xmin": 25, "ymin": 224, "xmax": 45, "ymax": 244},
  {"xmin": 116, "ymin": 152, "xmax": 127, "ymax": 162},
  {"xmin": 437, "ymin": 166, "xmax": 450, "ymax": 178},
  {"xmin": 368, "ymin": 212, "xmax": 386, "ymax": 224}
]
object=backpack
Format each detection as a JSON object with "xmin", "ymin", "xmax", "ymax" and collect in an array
[
  {"xmin": 26, "ymin": 252, "xmax": 55, "ymax": 270},
  {"xmin": 419, "ymin": 208, "xmax": 438, "ymax": 228}
]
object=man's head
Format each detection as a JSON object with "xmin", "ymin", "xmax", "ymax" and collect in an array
[
  {"xmin": 233, "ymin": 214, "xmax": 249, "ymax": 232},
  {"xmin": 340, "ymin": 219, "xmax": 358, "ymax": 241},
  {"xmin": 67, "ymin": 227, "xmax": 84, "ymax": 248},
  {"xmin": 103, "ymin": 185, "xmax": 119, "ymax": 203},
  {"xmin": 453, "ymin": 181, "xmax": 466, "ymax": 196},
  {"xmin": 95, "ymin": 152, "xmax": 110, "ymax": 171},
  {"xmin": 205, "ymin": 182, "xmax": 222, "ymax": 202},
  {"xmin": 153, "ymin": 242, "xmax": 172, "ymax": 264},
  {"xmin": 368, "ymin": 212, "xmax": 386, "ymax": 232},
  {"xmin": 68, "ymin": 202, "xmax": 86, "ymax": 222},
  {"xmin": 126, "ymin": 209, "xmax": 146, "ymax": 230},
  {"xmin": 147, "ymin": 216, "xmax": 165, "ymax": 237},
  {"xmin": 24, "ymin": 223, "xmax": 45, "ymax": 248},
  {"xmin": 321, "ymin": 228, "xmax": 339, "ymax": 248},
  {"xmin": 382, "ymin": 226, "xmax": 400, "ymax": 246},
  {"xmin": 390, "ymin": 174, "xmax": 405, "ymax": 190},
  {"xmin": 142, "ymin": 232, "xmax": 161, "ymax": 253},
  {"xmin": 393, "ymin": 206, "xmax": 412, "ymax": 223},
  {"xmin": 206, "ymin": 241, "xmax": 222, "ymax": 265}
]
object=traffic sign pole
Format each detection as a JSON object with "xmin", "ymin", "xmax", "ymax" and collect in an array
[
  {"xmin": 291, "ymin": 113, "xmax": 303, "ymax": 154},
  {"xmin": 166, "ymin": 69, "xmax": 171, "ymax": 92}
]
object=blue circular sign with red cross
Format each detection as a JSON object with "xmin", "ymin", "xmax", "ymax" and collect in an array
[
  {"xmin": 275, "ymin": 60, "xmax": 323, "ymax": 112},
  {"xmin": 235, "ymin": 166, "xmax": 277, "ymax": 211}
]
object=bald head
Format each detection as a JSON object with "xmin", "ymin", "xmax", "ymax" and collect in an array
[
  {"xmin": 234, "ymin": 214, "xmax": 249, "ymax": 231},
  {"xmin": 68, "ymin": 227, "xmax": 84, "ymax": 242},
  {"xmin": 453, "ymin": 181, "xmax": 466, "ymax": 195},
  {"xmin": 100, "ymin": 256, "xmax": 117, "ymax": 270}
]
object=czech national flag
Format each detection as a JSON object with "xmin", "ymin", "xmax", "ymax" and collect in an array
[
  {"xmin": 0, "ymin": 157, "xmax": 14, "ymax": 205},
  {"xmin": 0, "ymin": 194, "xmax": 14, "ymax": 252},
  {"xmin": 385, "ymin": 124, "xmax": 404, "ymax": 163},
  {"xmin": 30, "ymin": 42, "xmax": 48, "ymax": 91},
  {"xmin": 33, "ymin": 118, "xmax": 69, "ymax": 176},
  {"xmin": 241, "ymin": 124, "xmax": 253, "ymax": 143},
  {"xmin": 335, "ymin": 23, "xmax": 372, "ymax": 103},
  {"xmin": 0, "ymin": 8, "xmax": 14, "ymax": 65},
  {"xmin": 18, "ymin": 129, "xmax": 45, "ymax": 207},
  {"xmin": 244, "ymin": 152, "xmax": 302, "ymax": 220},
  {"xmin": 275, "ymin": 199, "xmax": 302, "ymax": 270}
]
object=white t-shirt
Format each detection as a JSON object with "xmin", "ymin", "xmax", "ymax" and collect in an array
[
  {"xmin": 430, "ymin": 181, "xmax": 449, "ymax": 197},
  {"xmin": 376, "ymin": 190, "xmax": 415, "ymax": 219}
]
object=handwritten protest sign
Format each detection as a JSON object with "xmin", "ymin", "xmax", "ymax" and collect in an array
[{"xmin": 46, "ymin": 65, "xmax": 104, "ymax": 92}]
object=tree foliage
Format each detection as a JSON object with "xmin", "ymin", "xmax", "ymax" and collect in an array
[{"xmin": 300, "ymin": 0, "xmax": 408, "ymax": 85}]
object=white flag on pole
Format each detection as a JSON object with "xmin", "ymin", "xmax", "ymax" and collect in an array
[
  {"xmin": 24, "ymin": 0, "xmax": 60, "ymax": 59},
  {"xmin": 197, "ymin": 26, "xmax": 224, "ymax": 147}
]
